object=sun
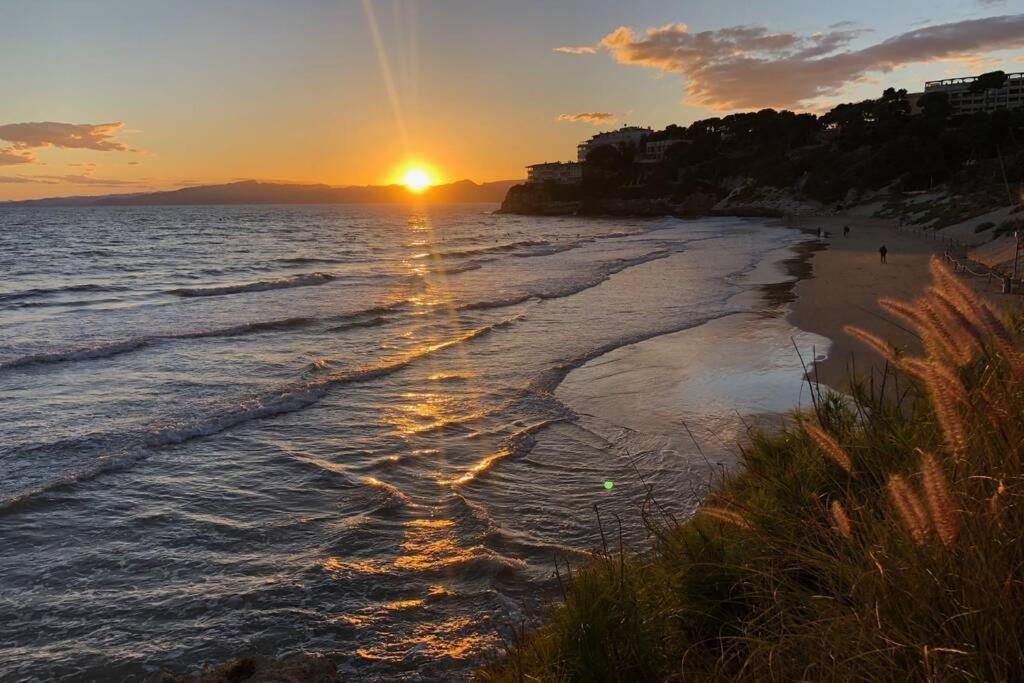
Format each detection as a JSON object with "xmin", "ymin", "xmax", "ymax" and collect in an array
[{"xmin": 401, "ymin": 167, "xmax": 433, "ymax": 193}]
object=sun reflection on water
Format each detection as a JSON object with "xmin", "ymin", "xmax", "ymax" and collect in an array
[{"xmin": 320, "ymin": 207, "xmax": 505, "ymax": 665}]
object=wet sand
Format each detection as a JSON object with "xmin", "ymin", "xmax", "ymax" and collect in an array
[
  {"xmin": 784, "ymin": 216, "xmax": 939, "ymax": 390},
  {"xmin": 554, "ymin": 242, "xmax": 831, "ymax": 473}
]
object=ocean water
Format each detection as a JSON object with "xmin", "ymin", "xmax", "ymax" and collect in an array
[{"xmin": 0, "ymin": 204, "xmax": 822, "ymax": 680}]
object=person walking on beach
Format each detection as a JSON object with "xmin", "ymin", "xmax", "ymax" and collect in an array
[
  {"xmin": 879, "ymin": 244, "xmax": 888, "ymax": 264},
  {"xmin": 843, "ymin": 225, "xmax": 850, "ymax": 237}
]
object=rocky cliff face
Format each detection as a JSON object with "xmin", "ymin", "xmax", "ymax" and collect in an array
[
  {"xmin": 498, "ymin": 180, "xmax": 811, "ymax": 218},
  {"xmin": 498, "ymin": 183, "xmax": 580, "ymax": 215}
]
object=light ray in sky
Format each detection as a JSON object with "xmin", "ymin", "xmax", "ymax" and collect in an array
[{"xmin": 361, "ymin": 0, "xmax": 410, "ymax": 149}]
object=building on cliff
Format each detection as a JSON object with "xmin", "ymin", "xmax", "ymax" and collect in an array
[
  {"xmin": 526, "ymin": 161, "xmax": 583, "ymax": 184},
  {"xmin": 918, "ymin": 72, "xmax": 1024, "ymax": 116},
  {"xmin": 577, "ymin": 126, "xmax": 653, "ymax": 162},
  {"xmin": 642, "ymin": 138, "xmax": 688, "ymax": 163}
]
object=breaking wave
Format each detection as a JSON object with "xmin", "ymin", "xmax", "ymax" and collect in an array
[
  {"xmin": 0, "ymin": 304, "xmax": 406, "ymax": 370},
  {"xmin": 0, "ymin": 282, "xmax": 129, "ymax": 304},
  {"xmin": 168, "ymin": 271, "xmax": 335, "ymax": 298}
]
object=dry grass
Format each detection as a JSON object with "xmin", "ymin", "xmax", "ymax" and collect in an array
[{"xmin": 477, "ymin": 257, "xmax": 1024, "ymax": 681}]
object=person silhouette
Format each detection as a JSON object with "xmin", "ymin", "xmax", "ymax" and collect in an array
[
  {"xmin": 843, "ymin": 225, "xmax": 850, "ymax": 237},
  {"xmin": 879, "ymin": 244, "xmax": 888, "ymax": 264}
]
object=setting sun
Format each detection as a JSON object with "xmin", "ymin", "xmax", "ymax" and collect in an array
[{"xmin": 401, "ymin": 167, "xmax": 433, "ymax": 193}]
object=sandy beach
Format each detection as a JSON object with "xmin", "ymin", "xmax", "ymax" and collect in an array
[{"xmin": 786, "ymin": 215, "xmax": 1012, "ymax": 390}]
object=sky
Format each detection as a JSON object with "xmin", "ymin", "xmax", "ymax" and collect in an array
[{"xmin": 1, "ymin": 0, "xmax": 1022, "ymax": 200}]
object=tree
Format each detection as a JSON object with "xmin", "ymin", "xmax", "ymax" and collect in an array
[
  {"xmin": 585, "ymin": 144, "xmax": 630, "ymax": 172},
  {"xmin": 917, "ymin": 91, "xmax": 952, "ymax": 120},
  {"xmin": 969, "ymin": 70, "xmax": 1008, "ymax": 93}
]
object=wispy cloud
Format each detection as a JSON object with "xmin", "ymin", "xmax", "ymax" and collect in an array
[
  {"xmin": 0, "ymin": 172, "xmax": 141, "ymax": 187},
  {"xmin": 556, "ymin": 112, "xmax": 616, "ymax": 125},
  {"xmin": 0, "ymin": 148, "xmax": 35, "ymax": 166},
  {"xmin": 0, "ymin": 122, "xmax": 133, "ymax": 153},
  {"xmin": 554, "ymin": 45, "xmax": 597, "ymax": 55},
  {"xmin": 0, "ymin": 175, "xmax": 56, "ymax": 184},
  {"xmin": 33, "ymin": 173, "xmax": 141, "ymax": 187},
  {"xmin": 598, "ymin": 14, "xmax": 1024, "ymax": 110}
]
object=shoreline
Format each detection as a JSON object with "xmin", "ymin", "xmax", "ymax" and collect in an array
[
  {"xmin": 781, "ymin": 214, "xmax": 1004, "ymax": 390},
  {"xmin": 550, "ymin": 227, "xmax": 833, "ymax": 493}
]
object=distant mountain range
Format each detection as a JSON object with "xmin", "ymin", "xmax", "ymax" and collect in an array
[{"xmin": 0, "ymin": 178, "xmax": 523, "ymax": 207}]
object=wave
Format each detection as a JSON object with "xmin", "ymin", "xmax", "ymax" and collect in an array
[
  {"xmin": 0, "ymin": 339, "xmax": 153, "ymax": 369},
  {"xmin": 325, "ymin": 315, "xmax": 389, "ymax": 332},
  {"xmin": 0, "ymin": 315, "xmax": 523, "ymax": 515},
  {"xmin": 511, "ymin": 243, "xmax": 580, "ymax": 258},
  {"xmin": 168, "ymin": 271, "xmax": 335, "ymax": 298},
  {"xmin": 411, "ymin": 240, "xmax": 549, "ymax": 261},
  {"xmin": 528, "ymin": 310, "xmax": 730, "ymax": 396},
  {"xmin": 444, "ymin": 419, "xmax": 561, "ymax": 486},
  {"xmin": 353, "ymin": 448, "xmax": 441, "ymax": 472},
  {"xmin": 0, "ymin": 282, "xmax": 130, "ymax": 304},
  {"xmin": 428, "ymin": 261, "xmax": 484, "ymax": 276},
  {"xmin": 183, "ymin": 316, "xmax": 317, "ymax": 339},
  {"xmin": 362, "ymin": 476, "xmax": 418, "ymax": 510},
  {"xmin": 277, "ymin": 256, "xmax": 347, "ymax": 265},
  {"xmin": 458, "ymin": 249, "xmax": 672, "ymax": 312},
  {"xmin": 0, "ymin": 383, "xmax": 333, "ymax": 516},
  {"xmin": 0, "ymin": 303, "xmax": 406, "ymax": 371}
]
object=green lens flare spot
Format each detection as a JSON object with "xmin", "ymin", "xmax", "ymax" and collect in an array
[{"xmin": 603, "ymin": 481, "xmax": 614, "ymax": 490}]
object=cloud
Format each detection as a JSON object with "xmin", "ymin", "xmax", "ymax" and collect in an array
[
  {"xmin": 0, "ymin": 122, "xmax": 131, "ymax": 152},
  {"xmin": 32, "ymin": 173, "xmax": 140, "ymax": 187},
  {"xmin": 0, "ymin": 175, "xmax": 56, "ymax": 184},
  {"xmin": 554, "ymin": 45, "xmax": 597, "ymax": 55},
  {"xmin": 598, "ymin": 14, "xmax": 1024, "ymax": 110},
  {"xmin": 0, "ymin": 148, "xmax": 35, "ymax": 166},
  {"xmin": 978, "ymin": 0, "xmax": 1007, "ymax": 6},
  {"xmin": 557, "ymin": 112, "xmax": 616, "ymax": 125}
]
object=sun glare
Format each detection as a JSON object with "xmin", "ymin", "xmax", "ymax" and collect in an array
[{"xmin": 401, "ymin": 167, "xmax": 433, "ymax": 193}]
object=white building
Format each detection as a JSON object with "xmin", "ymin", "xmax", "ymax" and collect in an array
[
  {"xmin": 644, "ymin": 139, "xmax": 688, "ymax": 162},
  {"xmin": 922, "ymin": 72, "xmax": 1024, "ymax": 116},
  {"xmin": 577, "ymin": 126, "xmax": 653, "ymax": 162},
  {"xmin": 526, "ymin": 161, "xmax": 583, "ymax": 184}
]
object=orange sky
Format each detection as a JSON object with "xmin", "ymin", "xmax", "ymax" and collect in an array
[{"xmin": 2, "ymin": 1, "xmax": 1021, "ymax": 201}]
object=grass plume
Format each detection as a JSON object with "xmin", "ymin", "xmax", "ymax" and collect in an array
[{"xmin": 802, "ymin": 421, "xmax": 855, "ymax": 476}]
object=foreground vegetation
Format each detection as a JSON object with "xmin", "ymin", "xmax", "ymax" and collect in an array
[{"xmin": 479, "ymin": 258, "xmax": 1024, "ymax": 681}]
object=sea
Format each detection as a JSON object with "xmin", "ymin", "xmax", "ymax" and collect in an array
[{"xmin": 0, "ymin": 203, "xmax": 827, "ymax": 681}]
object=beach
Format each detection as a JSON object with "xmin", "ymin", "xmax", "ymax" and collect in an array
[
  {"xmin": 786, "ymin": 215, "xmax": 938, "ymax": 389},
  {"xmin": 1, "ymin": 203, "xmax": 1011, "ymax": 680},
  {"xmin": 786, "ymin": 215, "xmax": 1011, "ymax": 389},
  {"xmin": 555, "ymin": 212, "xmax": 1013, "ymax": 475}
]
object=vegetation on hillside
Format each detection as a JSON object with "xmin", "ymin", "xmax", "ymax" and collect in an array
[
  {"xmin": 478, "ymin": 259, "xmax": 1024, "ymax": 681},
  {"xmin": 515, "ymin": 81, "xmax": 1024, "ymax": 212}
]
